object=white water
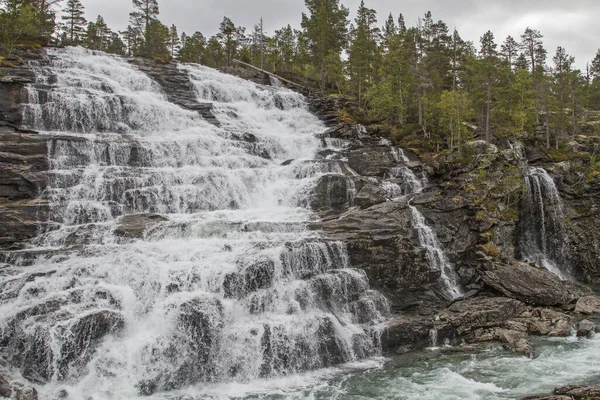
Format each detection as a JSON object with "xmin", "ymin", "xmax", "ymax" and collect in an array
[
  {"xmin": 409, "ymin": 205, "xmax": 463, "ymax": 299},
  {"xmin": 520, "ymin": 167, "xmax": 568, "ymax": 278},
  {"xmin": 0, "ymin": 47, "xmax": 388, "ymax": 399},
  {"xmin": 378, "ymin": 154, "xmax": 462, "ymax": 298}
]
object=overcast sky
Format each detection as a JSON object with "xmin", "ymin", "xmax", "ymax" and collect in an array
[{"xmin": 83, "ymin": 0, "xmax": 599, "ymax": 69}]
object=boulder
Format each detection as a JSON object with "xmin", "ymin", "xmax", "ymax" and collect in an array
[
  {"xmin": 548, "ymin": 320, "xmax": 572, "ymax": 337},
  {"xmin": 575, "ymin": 295, "xmax": 600, "ymax": 314},
  {"xmin": 554, "ymin": 385, "xmax": 600, "ymax": 399},
  {"xmin": 480, "ymin": 261, "xmax": 588, "ymax": 307},
  {"xmin": 114, "ymin": 214, "xmax": 168, "ymax": 238},
  {"xmin": 441, "ymin": 297, "xmax": 529, "ymax": 335},
  {"xmin": 576, "ymin": 319, "xmax": 594, "ymax": 337}
]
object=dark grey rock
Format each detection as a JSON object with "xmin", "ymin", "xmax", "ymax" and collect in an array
[{"xmin": 115, "ymin": 214, "xmax": 168, "ymax": 238}]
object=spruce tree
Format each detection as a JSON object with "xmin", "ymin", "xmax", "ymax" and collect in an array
[
  {"xmin": 61, "ymin": 0, "xmax": 87, "ymax": 45},
  {"xmin": 301, "ymin": 0, "xmax": 349, "ymax": 89}
]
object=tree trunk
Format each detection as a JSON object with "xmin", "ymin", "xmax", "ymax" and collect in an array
[
  {"xmin": 545, "ymin": 109, "xmax": 550, "ymax": 149},
  {"xmin": 486, "ymin": 83, "xmax": 492, "ymax": 143}
]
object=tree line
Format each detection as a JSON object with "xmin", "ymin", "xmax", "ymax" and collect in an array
[{"xmin": 2, "ymin": 0, "xmax": 600, "ymax": 149}]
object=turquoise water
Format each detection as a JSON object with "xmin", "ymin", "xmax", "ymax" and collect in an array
[{"xmin": 178, "ymin": 334, "xmax": 600, "ymax": 400}]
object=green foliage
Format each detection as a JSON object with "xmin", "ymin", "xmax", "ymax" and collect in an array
[
  {"xmin": 61, "ymin": 0, "xmax": 87, "ymax": 45},
  {"xmin": 301, "ymin": 0, "xmax": 349, "ymax": 89}
]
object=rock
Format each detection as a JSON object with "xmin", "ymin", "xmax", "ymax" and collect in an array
[
  {"xmin": 441, "ymin": 297, "xmax": 529, "ymax": 335},
  {"xmin": 16, "ymin": 387, "xmax": 38, "ymax": 400},
  {"xmin": 548, "ymin": 319, "xmax": 572, "ymax": 337},
  {"xmin": 55, "ymin": 311, "xmax": 125, "ymax": 380},
  {"xmin": 114, "ymin": 214, "xmax": 168, "ymax": 238},
  {"xmin": 131, "ymin": 58, "xmax": 219, "ymax": 126},
  {"xmin": 480, "ymin": 260, "xmax": 588, "ymax": 307},
  {"xmin": 576, "ymin": 319, "xmax": 594, "ymax": 337},
  {"xmin": 354, "ymin": 184, "xmax": 387, "ymax": 209},
  {"xmin": 554, "ymin": 384, "xmax": 600, "ymax": 399},
  {"xmin": 463, "ymin": 140, "xmax": 499, "ymax": 155},
  {"xmin": 310, "ymin": 175, "xmax": 351, "ymax": 212},
  {"xmin": 575, "ymin": 295, "xmax": 600, "ymax": 314},
  {"xmin": 348, "ymin": 147, "xmax": 397, "ymax": 176},
  {"xmin": 522, "ymin": 396, "xmax": 572, "ymax": 400},
  {"xmin": 0, "ymin": 373, "xmax": 11, "ymax": 398},
  {"xmin": 513, "ymin": 338, "xmax": 534, "ymax": 358}
]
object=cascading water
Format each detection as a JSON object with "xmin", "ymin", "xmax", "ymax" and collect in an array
[
  {"xmin": 409, "ymin": 205, "xmax": 463, "ymax": 299},
  {"xmin": 519, "ymin": 167, "xmax": 569, "ymax": 278},
  {"xmin": 0, "ymin": 47, "xmax": 388, "ymax": 399},
  {"xmin": 376, "ymin": 152, "xmax": 461, "ymax": 298}
]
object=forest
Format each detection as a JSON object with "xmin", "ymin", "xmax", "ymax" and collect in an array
[{"xmin": 2, "ymin": 0, "xmax": 600, "ymax": 152}]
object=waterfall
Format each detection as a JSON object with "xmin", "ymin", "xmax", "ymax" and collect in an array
[
  {"xmin": 519, "ymin": 167, "xmax": 568, "ymax": 278},
  {"xmin": 409, "ymin": 205, "xmax": 463, "ymax": 299},
  {"xmin": 376, "ymin": 147, "xmax": 462, "ymax": 298},
  {"xmin": 1, "ymin": 47, "xmax": 388, "ymax": 399}
]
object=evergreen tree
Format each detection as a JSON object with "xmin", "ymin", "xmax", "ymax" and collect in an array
[
  {"xmin": 178, "ymin": 31, "xmax": 206, "ymax": 63},
  {"xmin": 167, "ymin": 24, "xmax": 180, "ymax": 58},
  {"xmin": 130, "ymin": 0, "xmax": 159, "ymax": 56},
  {"xmin": 61, "ymin": 0, "xmax": 87, "ymax": 45},
  {"xmin": 348, "ymin": 0, "xmax": 378, "ymax": 107},
  {"xmin": 301, "ymin": 0, "xmax": 349, "ymax": 89},
  {"xmin": 217, "ymin": 17, "xmax": 245, "ymax": 65}
]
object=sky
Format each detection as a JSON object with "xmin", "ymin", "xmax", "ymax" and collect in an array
[{"xmin": 83, "ymin": 0, "xmax": 600, "ymax": 70}]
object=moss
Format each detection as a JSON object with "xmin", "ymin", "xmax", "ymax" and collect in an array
[
  {"xmin": 543, "ymin": 147, "xmax": 586, "ymax": 163},
  {"xmin": 479, "ymin": 242, "xmax": 500, "ymax": 258},
  {"xmin": 575, "ymin": 205, "xmax": 592, "ymax": 215},
  {"xmin": 498, "ymin": 207, "xmax": 519, "ymax": 222}
]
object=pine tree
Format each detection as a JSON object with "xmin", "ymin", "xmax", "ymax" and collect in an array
[
  {"xmin": 217, "ymin": 17, "xmax": 245, "ymax": 65},
  {"xmin": 61, "ymin": 0, "xmax": 87, "ymax": 45},
  {"xmin": 520, "ymin": 27, "xmax": 546, "ymax": 73},
  {"xmin": 178, "ymin": 31, "xmax": 206, "ymax": 63},
  {"xmin": 130, "ymin": 0, "xmax": 159, "ymax": 56},
  {"xmin": 348, "ymin": 0, "xmax": 378, "ymax": 107},
  {"xmin": 301, "ymin": 0, "xmax": 349, "ymax": 89},
  {"xmin": 167, "ymin": 24, "xmax": 180, "ymax": 58}
]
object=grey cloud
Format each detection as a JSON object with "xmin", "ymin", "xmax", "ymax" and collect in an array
[{"xmin": 83, "ymin": 0, "xmax": 599, "ymax": 68}]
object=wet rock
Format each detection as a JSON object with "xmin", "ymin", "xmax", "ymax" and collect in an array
[
  {"xmin": 554, "ymin": 384, "xmax": 600, "ymax": 399},
  {"xmin": 574, "ymin": 295, "xmax": 600, "ymax": 314},
  {"xmin": 131, "ymin": 58, "xmax": 219, "ymax": 126},
  {"xmin": 480, "ymin": 260, "xmax": 588, "ymax": 307},
  {"xmin": 576, "ymin": 319, "xmax": 594, "ymax": 337},
  {"xmin": 223, "ymin": 260, "xmax": 276, "ymax": 299},
  {"xmin": 548, "ymin": 319, "xmax": 572, "ymax": 337},
  {"xmin": 56, "ymin": 311, "xmax": 125, "ymax": 380},
  {"xmin": 114, "ymin": 214, "xmax": 168, "ymax": 238},
  {"xmin": 15, "ymin": 387, "xmax": 38, "ymax": 400},
  {"xmin": 310, "ymin": 175, "xmax": 351, "ymax": 211},
  {"xmin": 354, "ymin": 184, "xmax": 387, "ymax": 209},
  {"xmin": 140, "ymin": 297, "xmax": 224, "ymax": 392},
  {"xmin": 0, "ymin": 373, "xmax": 11, "ymax": 398},
  {"xmin": 348, "ymin": 147, "xmax": 397, "ymax": 176},
  {"xmin": 513, "ymin": 338, "xmax": 533, "ymax": 357}
]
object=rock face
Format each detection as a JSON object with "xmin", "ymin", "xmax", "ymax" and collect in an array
[{"xmin": 131, "ymin": 58, "xmax": 219, "ymax": 126}]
